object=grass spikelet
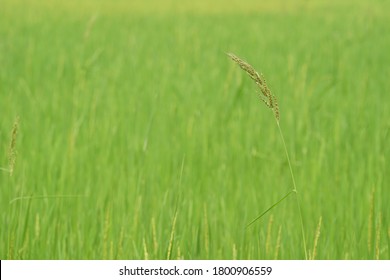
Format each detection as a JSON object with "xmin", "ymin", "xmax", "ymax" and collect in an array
[
  {"xmin": 34, "ymin": 214, "xmax": 40, "ymax": 240},
  {"xmin": 368, "ymin": 188, "xmax": 375, "ymax": 253},
  {"xmin": 388, "ymin": 226, "xmax": 390, "ymax": 259},
  {"xmin": 8, "ymin": 233, "xmax": 15, "ymax": 260},
  {"xmin": 166, "ymin": 211, "xmax": 177, "ymax": 260},
  {"xmin": 311, "ymin": 216, "xmax": 322, "ymax": 260},
  {"xmin": 151, "ymin": 217, "xmax": 158, "ymax": 256},
  {"xmin": 227, "ymin": 53, "xmax": 307, "ymax": 259},
  {"xmin": 274, "ymin": 225, "xmax": 282, "ymax": 259},
  {"xmin": 265, "ymin": 214, "xmax": 274, "ymax": 256},
  {"xmin": 375, "ymin": 212, "xmax": 382, "ymax": 260},
  {"xmin": 103, "ymin": 208, "xmax": 111, "ymax": 259},
  {"xmin": 177, "ymin": 245, "xmax": 183, "ymax": 260},
  {"xmin": 232, "ymin": 243, "xmax": 237, "ymax": 260},
  {"xmin": 117, "ymin": 226, "xmax": 124, "ymax": 258},
  {"xmin": 143, "ymin": 238, "xmax": 149, "ymax": 260},
  {"xmin": 227, "ymin": 53, "xmax": 279, "ymax": 121},
  {"xmin": 6, "ymin": 116, "xmax": 20, "ymax": 176},
  {"xmin": 203, "ymin": 204, "xmax": 210, "ymax": 258},
  {"xmin": 110, "ymin": 240, "xmax": 114, "ymax": 259}
]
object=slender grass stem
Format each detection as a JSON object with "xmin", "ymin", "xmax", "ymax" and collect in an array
[{"xmin": 277, "ymin": 121, "xmax": 308, "ymax": 260}]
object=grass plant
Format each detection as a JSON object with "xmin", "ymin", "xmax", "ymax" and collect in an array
[
  {"xmin": 227, "ymin": 53, "xmax": 308, "ymax": 259},
  {"xmin": 1, "ymin": 0, "xmax": 389, "ymax": 260}
]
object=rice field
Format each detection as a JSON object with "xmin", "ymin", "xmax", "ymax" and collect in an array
[{"xmin": 1, "ymin": 0, "xmax": 389, "ymax": 259}]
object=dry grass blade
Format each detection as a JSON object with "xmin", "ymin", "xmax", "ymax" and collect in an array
[{"xmin": 226, "ymin": 53, "xmax": 279, "ymax": 121}]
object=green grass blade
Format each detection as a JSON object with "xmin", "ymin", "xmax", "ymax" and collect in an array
[{"xmin": 246, "ymin": 190, "xmax": 294, "ymax": 228}]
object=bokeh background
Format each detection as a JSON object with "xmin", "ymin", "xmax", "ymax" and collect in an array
[{"xmin": 1, "ymin": 0, "xmax": 389, "ymax": 259}]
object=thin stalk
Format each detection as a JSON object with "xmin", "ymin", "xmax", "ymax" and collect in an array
[
  {"xmin": 247, "ymin": 190, "xmax": 294, "ymax": 228},
  {"xmin": 276, "ymin": 121, "xmax": 308, "ymax": 260}
]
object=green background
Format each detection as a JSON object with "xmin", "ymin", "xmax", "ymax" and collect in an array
[{"xmin": 1, "ymin": 0, "xmax": 389, "ymax": 259}]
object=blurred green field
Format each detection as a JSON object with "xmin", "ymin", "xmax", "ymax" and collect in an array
[{"xmin": 1, "ymin": 0, "xmax": 389, "ymax": 259}]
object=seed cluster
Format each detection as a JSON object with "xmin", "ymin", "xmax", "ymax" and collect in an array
[
  {"xmin": 227, "ymin": 53, "xmax": 280, "ymax": 121},
  {"xmin": 8, "ymin": 116, "xmax": 19, "ymax": 176}
]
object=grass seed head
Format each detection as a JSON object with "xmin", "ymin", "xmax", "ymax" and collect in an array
[
  {"xmin": 7, "ymin": 116, "xmax": 20, "ymax": 176},
  {"xmin": 311, "ymin": 216, "xmax": 322, "ymax": 260},
  {"xmin": 227, "ymin": 53, "xmax": 280, "ymax": 121}
]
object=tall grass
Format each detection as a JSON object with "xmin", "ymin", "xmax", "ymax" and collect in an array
[
  {"xmin": 1, "ymin": 0, "xmax": 389, "ymax": 260},
  {"xmin": 227, "ymin": 53, "xmax": 308, "ymax": 259}
]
